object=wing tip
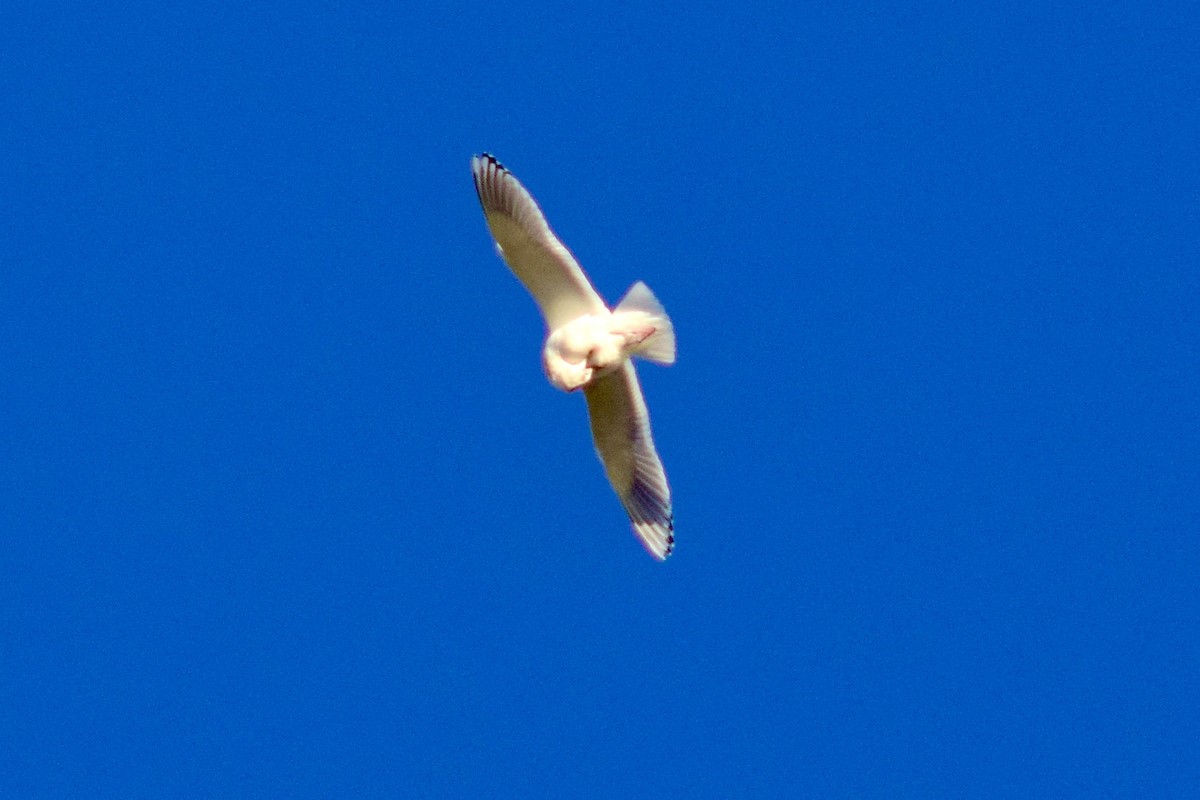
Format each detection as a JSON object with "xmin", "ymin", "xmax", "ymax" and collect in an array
[
  {"xmin": 471, "ymin": 152, "xmax": 520, "ymax": 215},
  {"xmin": 633, "ymin": 515, "xmax": 675, "ymax": 561},
  {"xmin": 659, "ymin": 524, "xmax": 676, "ymax": 561},
  {"xmin": 472, "ymin": 152, "xmax": 507, "ymax": 177}
]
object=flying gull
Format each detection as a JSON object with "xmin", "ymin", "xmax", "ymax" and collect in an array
[{"xmin": 471, "ymin": 153, "xmax": 676, "ymax": 560}]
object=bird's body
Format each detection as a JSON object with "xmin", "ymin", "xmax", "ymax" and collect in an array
[{"xmin": 471, "ymin": 153, "xmax": 676, "ymax": 560}]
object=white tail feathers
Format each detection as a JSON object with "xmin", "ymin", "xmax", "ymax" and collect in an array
[{"xmin": 615, "ymin": 281, "xmax": 675, "ymax": 366}]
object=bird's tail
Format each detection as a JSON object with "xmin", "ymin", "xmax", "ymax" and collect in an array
[{"xmin": 614, "ymin": 281, "xmax": 675, "ymax": 366}]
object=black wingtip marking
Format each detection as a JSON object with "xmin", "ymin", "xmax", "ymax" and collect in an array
[
  {"xmin": 471, "ymin": 153, "xmax": 506, "ymax": 214},
  {"xmin": 471, "ymin": 153, "xmax": 512, "ymax": 199},
  {"xmin": 475, "ymin": 152, "xmax": 508, "ymax": 173}
]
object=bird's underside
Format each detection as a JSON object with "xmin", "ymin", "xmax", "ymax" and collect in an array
[
  {"xmin": 471, "ymin": 153, "xmax": 676, "ymax": 560},
  {"xmin": 542, "ymin": 311, "xmax": 661, "ymax": 393}
]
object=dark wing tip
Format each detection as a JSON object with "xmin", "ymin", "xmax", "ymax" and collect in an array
[
  {"xmin": 472, "ymin": 153, "xmax": 503, "ymax": 210},
  {"xmin": 473, "ymin": 152, "xmax": 507, "ymax": 173},
  {"xmin": 656, "ymin": 505, "xmax": 676, "ymax": 559},
  {"xmin": 627, "ymin": 498, "xmax": 675, "ymax": 561},
  {"xmin": 471, "ymin": 153, "xmax": 516, "ymax": 208}
]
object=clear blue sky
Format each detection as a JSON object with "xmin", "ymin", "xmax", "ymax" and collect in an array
[{"xmin": 3, "ymin": 2, "xmax": 1198, "ymax": 796}]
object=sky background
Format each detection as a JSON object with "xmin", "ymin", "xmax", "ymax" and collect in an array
[{"xmin": 2, "ymin": 2, "xmax": 1198, "ymax": 797}]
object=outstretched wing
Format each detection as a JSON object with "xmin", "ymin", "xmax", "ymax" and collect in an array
[
  {"xmin": 584, "ymin": 362, "xmax": 674, "ymax": 560},
  {"xmin": 471, "ymin": 154, "xmax": 608, "ymax": 330}
]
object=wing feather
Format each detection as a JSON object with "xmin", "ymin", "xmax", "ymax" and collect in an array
[
  {"xmin": 584, "ymin": 363, "xmax": 674, "ymax": 559},
  {"xmin": 471, "ymin": 154, "xmax": 608, "ymax": 330}
]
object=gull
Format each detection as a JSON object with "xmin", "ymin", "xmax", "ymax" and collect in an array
[{"xmin": 471, "ymin": 153, "xmax": 676, "ymax": 560}]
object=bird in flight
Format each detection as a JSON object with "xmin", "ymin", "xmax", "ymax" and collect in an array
[{"xmin": 471, "ymin": 153, "xmax": 676, "ymax": 560}]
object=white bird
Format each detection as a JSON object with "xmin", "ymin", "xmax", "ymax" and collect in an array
[{"xmin": 471, "ymin": 153, "xmax": 676, "ymax": 560}]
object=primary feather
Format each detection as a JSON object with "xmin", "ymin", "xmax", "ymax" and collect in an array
[
  {"xmin": 584, "ymin": 363, "xmax": 675, "ymax": 559},
  {"xmin": 471, "ymin": 154, "xmax": 607, "ymax": 331}
]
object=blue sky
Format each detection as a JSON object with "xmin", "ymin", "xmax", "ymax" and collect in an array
[{"xmin": 3, "ymin": 2, "xmax": 1198, "ymax": 796}]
